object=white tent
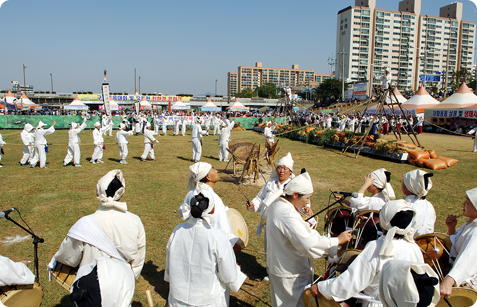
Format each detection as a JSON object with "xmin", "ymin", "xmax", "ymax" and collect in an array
[
  {"xmin": 227, "ymin": 98, "xmax": 249, "ymax": 111},
  {"xmin": 201, "ymin": 98, "xmax": 220, "ymax": 111},
  {"xmin": 434, "ymin": 82, "xmax": 477, "ymax": 108},
  {"xmin": 17, "ymin": 93, "xmax": 41, "ymax": 110},
  {"xmin": 139, "ymin": 96, "xmax": 152, "ymax": 110},
  {"xmin": 109, "ymin": 98, "xmax": 119, "ymax": 111},
  {"xmin": 171, "ymin": 100, "xmax": 190, "ymax": 110},
  {"xmin": 64, "ymin": 94, "xmax": 89, "ymax": 110},
  {"xmin": 392, "ymin": 86, "xmax": 407, "ymax": 103}
]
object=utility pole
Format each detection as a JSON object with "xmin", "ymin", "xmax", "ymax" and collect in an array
[
  {"xmin": 337, "ymin": 48, "xmax": 348, "ymax": 101},
  {"xmin": 215, "ymin": 79, "xmax": 218, "ymax": 97},
  {"xmin": 23, "ymin": 64, "xmax": 27, "ymax": 93},
  {"xmin": 134, "ymin": 68, "xmax": 137, "ymax": 95},
  {"xmin": 50, "ymin": 73, "xmax": 53, "ymax": 93}
]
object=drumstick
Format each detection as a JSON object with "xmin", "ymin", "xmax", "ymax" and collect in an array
[
  {"xmin": 146, "ymin": 290, "xmax": 154, "ymax": 307},
  {"xmin": 444, "ymin": 297, "xmax": 453, "ymax": 307},
  {"xmin": 352, "ymin": 216, "xmax": 364, "ymax": 231},
  {"xmin": 238, "ymin": 186, "xmax": 250, "ymax": 203}
]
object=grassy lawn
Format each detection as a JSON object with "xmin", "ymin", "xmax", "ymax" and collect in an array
[{"xmin": 0, "ymin": 127, "xmax": 475, "ymax": 306}]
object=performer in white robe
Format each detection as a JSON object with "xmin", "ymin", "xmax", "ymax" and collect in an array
[
  {"xmin": 266, "ymin": 172, "xmax": 352, "ymax": 307},
  {"xmin": 91, "ymin": 121, "xmax": 113, "ymax": 164},
  {"xmin": 179, "ymin": 162, "xmax": 239, "ymax": 249},
  {"xmin": 312, "ymin": 199, "xmax": 424, "ymax": 307},
  {"xmin": 440, "ymin": 187, "xmax": 477, "ymax": 297},
  {"xmin": 467, "ymin": 127, "xmax": 477, "ymax": 152},
  {"xmin": 141, "ymin": 122, "xmax": 158, "ymax": 161},
  {"xmin": 181, "ymin": 118, "xmax": 187, "ymax": 136},
  {"xmin": 101, "ymin": 114, "xmax": 110, "ymax": 136},
  {"xmin": 134, "ymin": 114, "xmax": 142, "ymax": 135},
  {"xmin": 162, "ymin": 118, "xmax": 168, "ymax": 136},
  {"xmin": 153, "ymin": 116, "xmax": 160, "ymax": 135},
  {"xmin": 167, "ymin": 189, "xmax": 246, "ymax": 307},
  {"xmin": 326, "ymin": 116, "xmax": 332, "ymax": 129},
  {"xmin": 20, "ymin": 123, "xmax": 35, "ymax": 166},
  {"xmin": 63, "ymin": 119, "xmax": 87, "ymax": 167},
  {"xmin": 174, "ymin": 118, "xmax": 181, "ymax": 136},
  {"xmin": 263, "ymin": 122, "xmax": 275, "ymax": 144},
  {"xmin": 339, "ymin": 168, "xmax": 395, "ymax": 213},
  {"xmin": 402, "ymin": 170, "xmax": 436, "ymax": 237},
  {"xmin": 0, "ymin": 255, "xmax": 35, "ymax": 287},
  {"xmin": 213, "ymin": 115, "xmax": 221, "ymax": 135},
  {"xmin": 218, "ymin": 120, "xmax": 234, "ymax": 162},
  {"xmin": 191, "ymin": 119, "xmax": 208, "ymax": 162},
  {"xmin": 116, "ymin": 123, "xmax": 133, "ymax": 164},
  {"xmin": 48, "ymin": 170, "xmax": 144, "ymax": 307},
  {"xmin": 375, "ymin": 67, "xmax": 392, "ymax": 90},
  {"xmin": 30, "ymin": 120, "xmax": 56, "ymax": 168}
]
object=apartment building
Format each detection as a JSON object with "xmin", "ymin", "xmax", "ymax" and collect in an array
[
  {"xmin": 337, "ymin": 0, "xmax": 475, "ymax": 95},
  {"xmin": 228, "ymin": 62, "xmax": 316, "ymax": 95},
  {"xmin": 227, "ymin": 72, "xmax": 238, "ymax": 98}
]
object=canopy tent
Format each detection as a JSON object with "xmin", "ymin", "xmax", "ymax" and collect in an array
[
  {"xmin": 171, "ymin": 100, "xmax": 190, "ymax": 110},
  {"xmin": 16, "ymin": 93, "xmax": 41, "ymax": 110},
  {"xmin": 64, "ymin": 94, "xmax": 89, "ymax": 110},
  {"xmin": 227, "ymin": 98, "xmax": 249, "ymax": 112},
  {"xmin": 4, "ymin": 90, "xmax": 16, "ymax": 104},
  {"xmin": 401, "ymin": 85, "xmax": 439, "ymax": 115},
  {"xmin": 139, "ymin": 96, "xmax": 152, "ymax": 110},
  {"xmin": 200, "ymin": 98, "xmax": 220, "ymax": 112},
  {"xmin": 391, "ymin": 86, "xmax": 407, "ymax": 103},
  {"xmin": 431, "ymin": 82, "xmax": 477, "ymax": 109},
  {"xmin": 99, "ymin": 98, "xmax": 121, "ymax": 111}
]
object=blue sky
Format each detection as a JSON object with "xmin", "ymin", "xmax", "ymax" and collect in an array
[{"xmin": 0, "ymin": 0, "xmax": 476, "ymax": 96}]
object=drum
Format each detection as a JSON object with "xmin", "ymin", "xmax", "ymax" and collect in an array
[
  {"xmin": 336, "ymin": 249, "xmax": 361, "ymax": 273},
  {"xmin": 354, "ymin": 209, "xmax": 382, "ymax": 249},
  {"xmin": 50, "ymin": 262, "xmax": 78, "ymax": 291},
  {"xmin": 324, "ymin": 206, "xmax": 353, "ymax": 236},
  {"xmin": 303, "ymin": 288, "xmax": 341, "ymax": 307},
  {"xmin": 227, "ymin": 208, "xmax": 249, "ymax": 248},
  {"xmin": 0, "ymin": 282, "xmax": 43, "ymax": 307},
  {"xmin": 414, "ymin": 232, "xmax": 452, "ymax": 279},
  {"xmin": 435, "ymin": 287, "xmax": 477, "ymax": 307}
]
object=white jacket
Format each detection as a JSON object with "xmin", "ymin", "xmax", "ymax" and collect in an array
[
  {"xmin": 21, "ymin": 130, "xmax": 34, "ymax": 146},
  {"xmin": 68, "ymin": 123, "xmax": 86, "ymax": 145},
  {"xmin": 143, "ymin": 129, "xmax": 157, "ymax": 144},
  {"xmin": 191, "ymin": 123, "xmax": 207, "ymax": 139},
  {"xmin": 93, "ymin": 124, "xmax": 112, "ymax": 145},
  {"xmin": 116, "ymin": 130, "xmax": 133, "ymax": 144},
  {"xmin": 35, "ymin": 126, "xmax": 55, "ymax": 146}
]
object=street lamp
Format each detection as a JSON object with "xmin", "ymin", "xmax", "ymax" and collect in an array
[
  {"xmin": 23, "ymin": 64, "xmax": 27, "ymax": 94},
  {"xmin": 139, "ymin": 76, "xmax": 141, "ymax": 95},
  {"xmin": 50, "ymin": 73, "xmax": 54, "ymax": 94},
  {"xmin": 215, "ymin": 79, "xmax": 218, "ymax": 97}
]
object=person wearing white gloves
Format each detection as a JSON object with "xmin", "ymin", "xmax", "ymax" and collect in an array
[
  {"xmin": 30, "ymin": 121, "xmax": 56, "ymax": 168},
  {"xmin": 64, "ymin": 119, "xmax": 87, "ymax": 167}
]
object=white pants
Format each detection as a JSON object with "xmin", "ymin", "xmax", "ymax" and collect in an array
[
  {"xmin": 269, "ymin": 274, "xmax": 311, "ymax": 307},
  {"xmin": 474, "ymin": 138, "xmax": 477, "ymax": 152},
  {"xmin": 182, "ymin": 126, "xmax": 186, "ymax": 136},
  {"xmin": 135, "ymin": 123, "xmax": 141, "ymax": 134},
  {"xmin": 21, "ymin": 145, "xmax": 34, "ymax": 165},
  {"xmin": 168, "ymin": 291, "xmax": 227, "ymax": 307},
  {"xmin": 31, "ymin": 144, "xmax": 47, "ymax": 168},
  {"xmin": 141, "ymin": 143, "xmax": 155, "ymax": 160},
  {"xmin": 175, "ymin": 126, "xmax": 180, "ymax": 135},
  {"xmin": 107, "ymin": 125, "xmax": 113, "ymax": 136},
  {"xmin": 192, "ymin": 138, "xmax": 202, "ymax": 162},
  {"xmin": 91, "ymin": 144, "xmax": 103, "ymax": 161},
  {"xmin": 214, "ymin": 124, "xmax": 219, "ymax": 135},
  {"xmin": 154, "ymin": 125, "xmax": 159, "ymax": 135},
  {"xmin": 219, "ymin": 141, "xmax": 229, "ymax": 161},
  {"xmin": 162, "ymin": 126, "xmax": 167, "ymax": 136},
  {"xmin": 64, "ymin": 143, "xmax": 81, "ymax": 165},
  {"xmin": 119, "ymin": 143, "xmax": 128, "ymax": 160}
]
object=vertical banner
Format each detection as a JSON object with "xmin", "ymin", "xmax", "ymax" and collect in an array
[{"xmin": 102, "ymin": 70, "xmax": 111, "ymax": 116}]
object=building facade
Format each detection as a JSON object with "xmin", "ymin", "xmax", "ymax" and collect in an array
[
  {"xmin": 228, "ymin": 62, "xmax": 316, "ymax": 95},
  {"xmin": 11, "ymin": 80, "xmax": 34, "ymax": 95},
  {"xmin": 336, "ymin": 0, "xmax": 475, "ymax": 95},
  {"xmin": 227, "ymin": 72, "xmax": 238, "ymax": 98}
]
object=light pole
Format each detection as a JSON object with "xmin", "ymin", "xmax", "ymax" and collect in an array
[
  {"xmin": 139, "ymin": 76, "xmax": 141, "ymax": 95},
  {"xmin": 50, "ymin": 73, "xmax": 54, "ymax": 94},
  {"xmin": 337, "ymin": 48, "xmax": 348, "ymax": 101},
  {"xmin": 215, "ymin": 79, "xmax": 218, "ymax": 97},
  {"xmin": 23, "ymin": 64, "xmax": 27, "ymax": 93}
]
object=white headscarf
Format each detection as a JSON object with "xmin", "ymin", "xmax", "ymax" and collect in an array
[
  {"xmin": 96, "ymin": 170, "xmax": 127, "ymax": 212},
  {"xmin": 186, "ymin": 162, "xmax": 212, "ymax": 191},
  {"xmin": 37, "ymin": 121, "xmax": 46, "ymax": 129},
  {"xmin": 24, "ymin": 123, "xmax": 34, "ymax": 132},
  {"xmin": 284, "ymin": 171, "xmax": 313, "ymax": 196},
  {"xmin": 270, "ymin": 152, "xmax": 296, "ymax": 179},
  {"xmin": 370, "ymin": 168, "xmax": 395, "ymax": 201},
  {"xmin": 145, "ymin": 122, "xmax": 151, "ymax": 128},
  {"xmin": 119, "ymin": 123, "xmax": 126, "ymax": 130},
  {"xmin": 94, "ymin": 122, "xmax": 101, "ymax": 128},
  {"xmin": 71, "ymin": 122, "xmax": 78, "ymax": 129},
  {"xmin": 403, "ymin": 170, "xmax": 433, "ymax": 199},
  {"xmin": 465, "ymin": 187, "xmax": 477, "ymax": 210},
  {"xmin": 379, "ymin": 199, "xmax": 415, "ymax": 257},
  {"xmin": 379, "ymin": 260, "xmax": 440, "ymax": 307},
  {"xmin": 179, "ymin": 188, "xmax": 215, "ymax": 226}
]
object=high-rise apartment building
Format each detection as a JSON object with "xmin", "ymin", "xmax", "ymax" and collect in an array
[
  {"xmin": 336, "ymin": 0, "xmax": 475, "ymax": 95},
  {"xmin": 228, "ymin": 62, "xmax": 316, "ymax": 95},
  {"xmin": 227, "ymin": 72, "xmax": 238, "ymax": 98}
]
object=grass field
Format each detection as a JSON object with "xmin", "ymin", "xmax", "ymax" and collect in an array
[{"xmin": 0, "ymin": 127, "xmax": 475, "ymax": 306}]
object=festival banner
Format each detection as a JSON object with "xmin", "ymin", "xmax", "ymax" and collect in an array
[{"xmin": 78, "ymin": 94, "xmax": 191, "ymax": 104}]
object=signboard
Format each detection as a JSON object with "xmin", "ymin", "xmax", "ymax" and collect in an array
[
  {"xmin": 352, "ymin": 82, "xmax": 368, "ymax": 100},
  {"xmin": 78, "ymin": 94, "xmax": 191, "ymax": 104},
  {"xmin": 419, "ymin": 75, "xmax": 441, "ymax": 82}
]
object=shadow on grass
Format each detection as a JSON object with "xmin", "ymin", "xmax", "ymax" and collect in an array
[
  {"xmin": 52, "ymin": 294, "xmax": 75, "ymax": 307},
  {"xmin": 141, "ymin": 260, "xmax": 169, "ymax": 302},
  {"xmin": 176, "ymin": 156, "xmax": 192, "ymax": 162},
  {"xmin": 131, "ymin": 302, "xmax": 144, "ymax": 307},
  {"xmin": 219, "ymin": 173, "xmax": 239, "ymax": 184},
  {"xmin": 206, "ymin": 155, "xmax": 220, "ymax": 161},
  {"xmin": 236, "ymin": 251, "xmax": 267, "ymax": 281},
  {"xmin": 230, "ymin": 295, "xmax": 256, "ymax": 306},
  {"xmin": 108, "ymin": 157, "xmax": 121, "ymax": 163}
]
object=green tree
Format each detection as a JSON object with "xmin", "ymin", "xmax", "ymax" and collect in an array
[
  {"xmin": 313, "ymin": 79, "xmax": 347, "ymax": 101},
  {"xmin": 236, "ymin": 87, "xmax": 255, "ymax": 98},
  {"xmin": 255, "ymin": 82, "xmax": 278, "ymax": 98},
  {"xmin": 452, "ymin": 68, "xmax": 475, "ymax": 91}
]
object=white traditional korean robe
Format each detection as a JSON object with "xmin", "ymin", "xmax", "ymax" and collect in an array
[
  {"xmin": 91, "ymin": 124, "xmax": 112, "ymax": 162},
  {"xmin": 0, "ymin": 255, "xmax": 35, "ymax": 287},
  {"xmin": 266, "ymin": 197, "xmax": 340, "ymax": 307},
  {"xmin": 447, "ymin": 219, "xmax": 477, "ymax": 291},
  {"xmin": 52, "ymin": 205, "xmax": 146, "ymax": 280},
  {"xmin": 141, "ymin": 129, "xmax": 157, "ymax": 160},
  {"xmin": 317, "ymin": 237, "xmax": 424, "ymax": 307},
  {"xmin": 468, "ymin": 127, "xmax": 477, "ymax": 152},
  {"xmin": 182, "ymin": 119, "xmax": 187, "ymax": 136},
  {"xmin": 31, "ymin": 126, "xmax": 55, "ymax": 168},
  {"xmin": 263, "ymin": 125, "xmax": 274, "ymax": 144},
  {"xmin": 405, "ymin": 195, "xmax": 436, "ymax": 237},
  {"xmin": 175, "ymin": 119, "xmax": 181, "ymax": 136},
  {"xmin": 165, "ymin": 218, "xmax": 245, "ymax": 307},
  {"xmin": 349, "ymin": 192, "xmax": 387, "ymax": 213},
  {"xmin": 20, "ymin": 129, "xmax": 35, "ymax": 165},
  {"xmin": 218, "ymin": 121, "xmax": 234, "ymax": 162},
  {"xmin": 191, "ymin": 123, "xmax": 207, "ymax": 162},
  {"xmin": 116, "ymin": 130, "xmax": 134, "ymax": 161},
  {"xmin": 64, "ymin": 122, "xmax": 87, "ymax": 166}
]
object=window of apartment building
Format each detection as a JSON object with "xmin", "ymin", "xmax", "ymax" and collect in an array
[
  {"xmin": 363, "ymin": 10, "xmax": 370, "ymax": 15},
  {"xmin": 394, "ymin": 14, "xmax": 401, "ymax": 18},
  {"xmin": 354, "ymin": 9, "xmax": 361, "ymax": 12},
  {"xmin": 354, "ymin": 15, "xmax": 361, "ymax": 19}
]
